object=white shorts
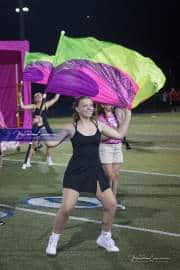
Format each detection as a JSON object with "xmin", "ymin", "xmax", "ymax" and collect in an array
[{"xmin": 99, "ymin": 143, "xmax": 123, "ymax": 164}]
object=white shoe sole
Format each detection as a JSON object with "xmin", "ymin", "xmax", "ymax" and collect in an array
[
  {"xmin": 46, "ymin": 248, "xmax": 56, "ymax": 256},
  {"xmin": 96, "ymin": 240, "xmax": 119, "ymax": 252},
  {"xmin": 118, "ymin": 204, "xmax": 126, "ymax": 210},
  {"xmin": 22, "ymin": 164, "xmax": 27, "ymax": 170},
  {"xmin": 22, "ymin": 163, "xmax": 31, "ymax": 170}
]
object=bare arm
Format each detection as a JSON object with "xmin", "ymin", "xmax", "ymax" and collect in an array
[
  {"xmin": 19, "ymin": 94, "xmax": 35, "ymax": 110},
  {"xmin": 101, "ymin": 134, "xmax": 109, "ymax": 142},
  {"xmin": 43, "ymin": 123, "xmax": 73, "ymax": 148},
  {"xmin": 45, "ymin": 94, "xmax": 60, "ymax": 109},
  {"xmin": 99, "ymin": 109, "xmax": 131, "ymax": 139}
]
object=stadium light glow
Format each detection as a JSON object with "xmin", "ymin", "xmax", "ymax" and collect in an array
[
  {"xmin": 22, "ymin": 7, "xmax": 29, "ymax": 12},
  {"xmin": 15, "ymin": 8, "xmax": 20, "ymax": 13}
]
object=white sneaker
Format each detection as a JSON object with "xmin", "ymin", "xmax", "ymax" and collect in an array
[
  {"xmin": 96, "ymin": 235, "xmax": 119, "ymax": 252},
  {"xmin": 118, "ymin": 202, "xmax": 126, "ymax": 210},
  {"xmin": 0, "ymin": 220, "xmax": 5, "ymax": 225},
  {"xmin": 46, "ymin": 235, "xmax": 58, "ymax": 256},
  {"xmin": 47, "ymin": 156, "xmax": 53, "ymax": 166},
  {"xmin": 21, "ymin": 163, "xmax": 27, "ymax": 170},
  {"xmin": 26, "ymin": 159, "xmax": 32, "ymax": 168},
  {"xmin": 22, "ymin": 159, "xmax": 31, "ymax": 169}
]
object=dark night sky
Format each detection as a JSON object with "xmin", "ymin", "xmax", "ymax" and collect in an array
[{"xmin": 0, "ymin": 0, "xmax": 180, "ymax": 87}]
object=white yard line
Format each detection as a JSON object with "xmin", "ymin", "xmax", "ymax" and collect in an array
[
  {"xmin": 0, "ymin": 203, "xmax": 180, "ymax": 238},
  {"xmin": 131, "ymin": 146, "xmax": 180, "ymax": 151},
  {"xmin": 122, "ymin": 169, "xmax": 180, "ymax": 178},
  {"xmin": 61, "ymin": 145, "xmax": 180, "ymax": 152},
  {"xmin": 3, "ymin": 158, "xmax": 180, "ymax": 178}
]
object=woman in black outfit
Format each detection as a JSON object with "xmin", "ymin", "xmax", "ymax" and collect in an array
[
  {"xmin": 45, "ymin": 96, "xmax": 131, "ymax": 255},
  {"xmin": 19, "ymin": 92, "xmax": 59, "ymax": 167}
]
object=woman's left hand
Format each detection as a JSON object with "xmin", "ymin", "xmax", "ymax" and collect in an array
[{"xmin": 114, "ymin": 108, "xmax": 126, "ymax": 123}]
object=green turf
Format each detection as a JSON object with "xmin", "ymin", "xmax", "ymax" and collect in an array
[{"xmin": 0, "ymin": 112, "xmax": 180, "ymax": 270}]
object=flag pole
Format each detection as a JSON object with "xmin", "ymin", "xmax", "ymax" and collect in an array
[
  {"xmin": 22, "ymin": 87, "xmax": 47, "ymax": 170},
  {"xmin": 15, "ymin": 63, "xmax": 21, "ymax": 127},
  {"xmin": 53, "ymin": 30, "xmax": 65, "ymax": 67}
]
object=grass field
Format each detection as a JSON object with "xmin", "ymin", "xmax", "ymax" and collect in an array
[{"xmin": 0, "ymin": 112, "xmax": 180, "ymax": 270}]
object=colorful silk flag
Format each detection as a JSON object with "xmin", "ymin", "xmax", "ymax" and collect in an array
[
  {"xmin": 47, "ymin": 32, "xmax": 166, "ymax": 108},
  {"xmin": 47, "ymin": 59, "xmax": 139, "ymax": 108},
  {"xmin": 23, "ymin": 52, "xmax": 54, "ymax": 84}
]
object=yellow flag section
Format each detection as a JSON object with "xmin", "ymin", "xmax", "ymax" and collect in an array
[{"xmin": 53, "ymin": 32, "xmax": 166, "ymax": 108}]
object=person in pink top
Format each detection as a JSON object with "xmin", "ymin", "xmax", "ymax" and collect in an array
[{"xmin": 97, "ymin": 104, "xmax": 128, "ymax": 209}]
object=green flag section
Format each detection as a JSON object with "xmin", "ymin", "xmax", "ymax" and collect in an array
[
  {"xmin": 23, "ymin": 52, "xmax": 54, "ymax": 84},
  {"xmin": 24, "ymin": 52, "xmax": 54, "ymax": 67},
  {"xmin": 53, "ymin": 34, "xmax": 166, "ymax": 108}
]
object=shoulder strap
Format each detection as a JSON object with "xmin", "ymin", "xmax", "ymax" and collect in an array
[
  {"xmin": 92, "ymin": 119, "xmax": 98, "ymax": 129},
  {"xmin": 73, "ymin": 120, "xmax": 78, "ymax": 130}
]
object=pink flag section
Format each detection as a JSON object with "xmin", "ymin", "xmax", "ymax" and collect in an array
[{"xmin": 46, "ymin": 59, "xmax": 139, "ymax": 108}]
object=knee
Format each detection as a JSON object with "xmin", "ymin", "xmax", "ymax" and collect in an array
[
  {"xmin": 106, "ymin": 171, "xmax": 116, "ymax": 181},
  {"xmin": 114, "ymin": 170, "xmax": 119, "ymax": 178},
  {"xmin": 61, "ymin": 205, "xmax": 74, "ymax": 217},
  {"xmin": 106, "ymin": 199, "xmax": 117, "ymax": 213}
]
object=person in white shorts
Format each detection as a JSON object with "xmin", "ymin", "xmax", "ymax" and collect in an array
[{"xmin": 97, "ymin": 104, "xmax": 126, "ymax": 210}]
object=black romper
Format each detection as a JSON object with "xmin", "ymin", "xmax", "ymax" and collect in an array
[
  {"xmin": 33, "ymin": 107, "xmax": 53, "ymax": 134},
  {"xmin": 63, "ymin": 121, "xmax": 110, "ymax": 194}
]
